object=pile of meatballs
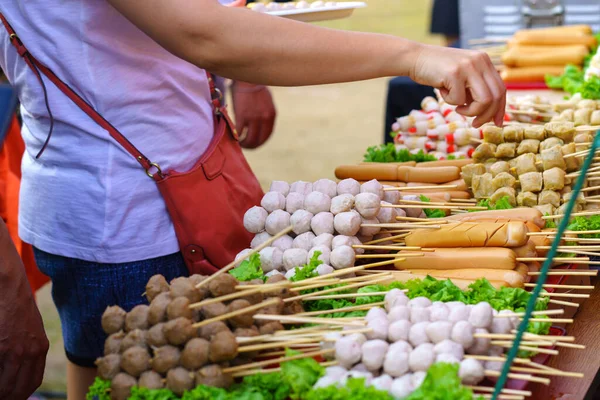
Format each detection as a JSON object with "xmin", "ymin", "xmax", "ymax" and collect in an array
[
  {"xmin": 239, "ymin": 178, "xmax": 416, "ymax": 279},
  {"xmin": 317, "ymin": 289, "xmax": 520, "ymax": 398},
  {"xmin": 95, "ymin": 272, "xmax": 303, "ymax": 400}
]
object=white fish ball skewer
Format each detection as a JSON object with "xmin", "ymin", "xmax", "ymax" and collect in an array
[
  {"xmin": 354, "ymin": 193, "xmax": 381, "ymax": 218},
  {"xmin": 251, "ymin": 232, "xmax": 272, "ymax": 249},
  {"xmin": 425, "ymin": 321, "xmax": 453, "ymax": 344},
  {"xmin": 290, "ymin": 181, "xmax": 313, "ymax": 195},
  {"xmin": 308, "ymin": 246, "xmax": 331, "ymax": 265},
  {"xmin": 261, "ymin": 191, "xmax": 286, "ymax": 213},
  {"xmin": 434, "ymin": 340, "xmax": 464, "ymax": 361},
  {"xmin": 269, "ymin": 181, "xmax": 290, "ymax": 196},
  {"xmin": 459, "ymin": 359, "xmax": 485, "ymax": 385},
  {"xmin": 388, "ymin": 320, "xmax": 411, "ymax": 342},
  {"xmin": 293, "ymin": 232, "xmax": 316, "ymax": 251},
  {"xmin": 469, "ymin": 302, "xmax": 494, "ymax": 329},
  {"xmin": 387, "ymin": 305, "xmax": 410, "ymax": 323},
  {"xmin": 283, "ymin": 249, "xmax": 309, "ymax": 271},
  {"xmin": 451, "ymin": 321, "xmax": 475, "ymax": 349},
  {"xmin": 361, "ymin": 340, "xmax": 389, "ymax": 371},
  {"xmin": 312, "ymin": 233, "xmax": 334, "ymax": 249},
  {"xmin": 335, "ymin": 335, "xmax": 362, "ymax": 369},
  {"xmin": 286, "ymin": 192, "xmax": 305, "ymax": 214},
  {"xmin": 259, "ymin": 247, "xmax": 283, "ymax": 272},
  {"xmin": 330, "ymin": 246, "xmax": 356, "ymax": 270},
  {"xmin": 385, "ymin": 289, "xmax": 409, "ymax": 312},
  {"xmin": 290, "ymin": 210, "xmax": 313, "ymax": 235},
  {"xmin": 314, "ymin": 179, "xmax": 338, "ymax": 198},
  {"xmin": 409, "ymin": 343, "xmax": 436, "ymax": 372},
  {"xmin": 305, "ymin": 191, "xmax": 332, "ymax": 215},
  {"xmin": 265, "ymin": 210, "xmax": 291, "ymax": 235},
  {"xmin": 330, "ymin": 194, "xmax": 355, "ymax": 215},
  {"xmin": 333, "ymin": 212, "xmax": 361, "ymax": 236},
  {"xmin": 337, "ymin": 178, "xmax": 361, "ymax": 196},
  {"xmin": 243, "ymin": 206, "xmax": 268, "ymax": 233},
  {"xmin": 390, "ymin": 374, "xmax": 414, "ymax": 398},
  {"xmin": 311, "ymin": 212, "xmax": 335, "ymax": 236},
  {"xmin": 408, "ymin": 322, "xmax": 430, "ymax": 347},
  {"xmin": 361, "ymin": 179, "xmax": 384, "ymax": 199}
]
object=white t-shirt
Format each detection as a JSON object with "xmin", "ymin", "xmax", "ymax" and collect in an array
[{"xmin": 0, "ymin": 1, "xmax": 215, "ymax": 262}]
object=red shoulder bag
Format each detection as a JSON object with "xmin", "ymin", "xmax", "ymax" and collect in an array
[{"xmin": 0, "ymin": 13, "xmax": 264, "ymax": 275}]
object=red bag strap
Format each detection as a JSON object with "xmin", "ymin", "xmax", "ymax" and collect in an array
[{"xmin": 0, "ymin": 13, "xmax": 225, "ymax": 179}]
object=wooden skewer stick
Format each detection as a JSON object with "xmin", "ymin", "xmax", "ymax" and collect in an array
[
  {"xmin": 364, "ymin": 234, "xmax": 413, "ymax": 245},
  {"xmin": 273, "ymin": 325, "xmax": 334, "ymax": 336},
  {"xmin": 474, "ymin": 333, "xmax": 575, "ymax": 342},
  {"xmin": 510, "ymin": 366, "xmax": 584, "ymax": 378},
  {"xmin": 575, "ymin": 124, "xmax": 600, "ymax": 132},
  {"xmin": 274, "ymin": 327, "xmax": 374, "ymax": 341},
  {"xmin": 538, "ymin": 292, "xmax": 590, "ymax": 299},
  {"xmin": 524, "ymin": 283, "xmax": 594, "ymax": 290},
  {"xmin": 528, "ymin": 270, "xmax": 597, "ymax": 276},
  {"xmin": 540, "ymin": 249, "xmax": 600, "ymax": 258},
  {"xmin": 529, "ymin": 230, "xmax": 600, "ymax": 235},
  {"xmin": 356, "ymin": 253, "xmax": 424, "ymax": 259},
  {"xmin": 303, "ymin": 291, "xmax": 396, "ymax": 301},
  {"xmin": 492, "ymin": 340, "xmax": 584, "ymax": 349},
  {"xmin": 191, "ymin": 282, "xmax": 290, "ymax": 308},
  {"xmin": 477, "ymin": 395, "xmax": 524, "ymax": 400},
  {"xmin": 494, "ymin": 343, "xmax": 559, "ymax": 355},
  {"xmin": 234, "ymin": 279, "xmax": 339, "ymax": 291},
  {"xmin": 536, "ymin": 245, "xmax": 600, "ymax": 250},
  {"xmin": 398, "ymin": 199, "xmax": 480, "ymax": 208},
  {"xmin": 383, "ymin": 204, "xmax": 487, "ymax": 210},
  {"xmin": 253, "ymin": 314, "xmax": 365, "ymax": 327},
  {"xmin": 222, "ymin": 348, "xmax": 335, "ymax": 374},
  {"xmin": 257, "ymin": 347, "xmax": 321, "ymax": 358},
  {"xmin": 295, "ymin": 301, "xmax": 385, "ymax": 317},
  {"xmin": 361, "ymin": 222, "xmax": 442, "ymax": 229},
  {"xmin": 543, "ymin": 210, "xmax": 600, "ymax": 218},
  {"xmin": 292, "ymin": 272, "xmax": 392, "ymax": 292},
  {"xmin": 284, "ymin": 275, "xmax": 393, "ymax": 303},
  {"xmin": 391, "ymin": 219, "xmax": 445, "ymax": 226},
  {"xmin": 516, "ymin": 257, "xmax": 588, "ymax": 262},
  {"xmin": 465, "ymin": 354, "xmax": 531, "ymax": 364},
  {"xmin": 466, "ymin": 386, "xmax": 532, "ymax": 396},
  {"xmin": 549, "ymin": 299, "xmax": 580, "ymax": 307},
  {"xmin": 495, "ymin": 309, "xmax": 563, "ymax": 318},
  {"xmin": 383, "ymin": 185, "xmax": 458, "ymax": 191},
  {"xmin": 484, "ymin": 370, "xmax": 550, "ymax": 385},
  {"xmin": 394, "ymin": 216, "xmax": 432, "ymax": 222},
  {"xmin": 195, "ymin": 225, "xmax": 293, "ymax": 289},
  {"xmin": 352, "ymin": 244, "xmax": 432, "ymax": 252},
  {"xmin": 237, "ymin": 338, "xmax": 319, "ymax": 353},
  {"xmin": 298, "ymin": 259, "xmax": 406, "ymax": 284},
  {"xmin": 193, "ymin": 298, "xmax": 280, "ymax": 328}
]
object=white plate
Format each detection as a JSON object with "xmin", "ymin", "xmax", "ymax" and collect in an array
[{"xmin": 267, "ymin": 2, "xmax": 367, "ymax": 22}]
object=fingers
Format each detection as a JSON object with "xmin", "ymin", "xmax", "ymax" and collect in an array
[
  {"xmin": 240, "ymin": 120, "xmax": 262, "ymax": 149},
  {"xmin": 0, "ymin": 356, "xmax": 22, "ymax": 399},
  {"xmin": 4, "ymin": 359, "xmax": 39, "ymax": 400}
]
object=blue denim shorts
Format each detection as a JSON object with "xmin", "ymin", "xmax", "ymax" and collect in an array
[{"xmin": 34, "ymin": 248, "xmax": 189, "ymax": 367}]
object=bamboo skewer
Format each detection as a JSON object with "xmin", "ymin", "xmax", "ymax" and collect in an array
[
  {"xmin": 538, "ymin": 292, "xmax": 590, "ymax": 299},
  {"xmin": 297, "ymin": 259, "xmax": 406, "ymax": 284},
  {"xmin": 383, "ymin": 185, "xmax": 458, "ymax": 191},
  {"xmin": 191, "ymin": 283, "xmax": 289, "ymax": 308},
  {"xmin": 465, "ymin": 355, "xmax": 532, "ymax": 364},
  {"xmin": 254, "ymin": 314, "xmax": 366, "ymax": 327},
  {"xmin": 355, "ymin": 253, "xmax": 423, "ymax": 259},
  {"xmin": 295, "ymin": 301, "xmax": 386, "ymax": 317},
  {"xmin": 528, "ymin": 271, "xmax": 597, "ymax": 276},
  {"xmin": 193, "ymin": 298, "xmax": 280, "ymax": 328},
  {"xmin": 383, "ymin": 204, "xmax": 487, "ymax": 210},
  {"xmin": 494, "ymin": 343, "xmax": 559, "ymax": 355},
  {"xmin": 222, "ymin": 348, "xmax": 335, "ymax": 374},
  {"xmin": 466, "ymin": 386, "xmax": 532, "ymax": 397},
  {"xmin": 284, "ymin": 275, "xmax": 392, "ymax": 302},
  {"xmin": 195, "ymin": 225, "xmax": 294, "ymax": 289},
  {"xmin": 237, "ymin": 338, "xmax": 319, "ymax": 353},
  {"xmin": 528, "ymin": 230, "xmax": 600, "ymax": 236},
  {"xmin": 510, "ymin": 366, "xmax": 584, "ymax": 378},
  {"xmin": 549, "ymin": 299, "xmax": 580, "ymax": 307},
  {"xmin": 352, "ymin": 244, "xmax": 432, "ymax": 251},
  {"xmin": 474, "ymin": 333, "xmax": 575, "ymax": 342},
  {"xmin": 484, "ymin": 370, "xmax": 550, "ymax": 385},
  {"xmin": 292, "ymin": 273, "xmax": 392, "ymax": 292},
  {"xmin": 303, "ymin": 291, "xmax": 396, "ymax": 301},
  {"xmin": 364, "ymin": 233, "xmax": 411, "ymax": 245},
  {"xmin": 524, "ymin": 283, "xmax": 594, "ymax": 290},
  {"xmin": 361, "ymin": 222, "xmax": 442, "ymax": 229},
  {"xmin": 495, "ymin": 309, "xmax": 563, "ymax": 318}
]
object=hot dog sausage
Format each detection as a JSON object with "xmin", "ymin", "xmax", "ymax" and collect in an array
[
  {"xmin": 394, "ymin": 248, "xmax": 517, "ymax": 270},
  {"xmin": 404, "ymin": 222, "xmax": 528, "ymax": 248}
]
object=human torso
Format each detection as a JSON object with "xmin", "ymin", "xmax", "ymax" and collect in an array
[{"xmin": 0, "ymin": 1, "xmax": 215, "ymax": 262}]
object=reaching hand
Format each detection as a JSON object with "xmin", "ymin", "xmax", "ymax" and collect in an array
[
  {"xmin": 0, "ymin": 221, "xmax": 49, "ymax": 400},
  {"xmin": 231, "ymin": 82, "xmax": 277, "ymax": 149},
  {"xmin": 409, "ymin": 45, "xmax": 506, "ymax": 128}
]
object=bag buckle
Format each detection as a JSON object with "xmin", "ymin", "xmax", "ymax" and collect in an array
[{"xmin": 145, "ymin": 162, "xmax": 162, "ymax": 179}]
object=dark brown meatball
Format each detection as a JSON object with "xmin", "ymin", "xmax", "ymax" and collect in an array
[
  {"xmin": 110, "ymin": 373, "xmax": 137, "ymax": 400},
  {"xmin": 249, "ymin": 278, "xmax": 264, "ymax": 285},
  {"xmin": 125, "ymin": 305, "xmax": 150, "ymax": 331},
  {"xmin": 164, "ymin": 317, "xmax": 195, "ymax": 346},
  {"xmin": 195, "ymin": 365, "xmax": 233, "ymax": 389},
  {"xmin": 147, "ymin": 292, "xmax": 171, "ymax": 326},
  {"xmin": 167, "ymin": 296, "xmax": 193, "ymax": 320},
  {"xmin": 255, "ymin": 299, "xmax": 284, "ymax": 326},
  {"xmin": 283, "ymin": 300, "xmax": 304, "ymax": 315},
  {"xmin": 166, "ymin": 367, "xmax": 194, "ymax": 396},
  {"xmin": 229, "ymin": 357, "xmax": 253, "ymax": 367},
  {"xmin": 259, "ymin": 321, "xmax": 284, "ymax": 335},
  {"xmin": 151, "ymin": 345, "xmax": 181, "ymax": 374},
  {"xmin": 101, "ymin": 306, "xmax": 126, "ymax": 335},
  {"xmin": 233, "ymin": 327, "xmax": 259, "ymax": 338},
  {"xmin": 180, "ymin": 338, "xmax": 210, "ymax": 370},
  {"xmin": 237, "ymin": 282, "xmax": 264, "ymax": 305},
  {"xmin": 147, "ymin": 323, "xmax": 167, "ymax": 348},
  {"xmin": 170, "ymin": 277, "xmax": 201, "ymax": 303},
  {"xmin": 145, "ymin": 274, "xmax": 170, "ymax": 302},
  {"xmin": 120, "ymin": 329, "xmax": 147, "ymax": 352},
  {"xmin": 199, "ymin": 321, "xmax": 230, "ymax": 341},
  {"xmin": 120, "ymin": 346, "xmax": 151, "ymax": 377},
  {"xmin": 201, "ymin": 302, "xmax": 228, "ymax": 320},
  {"xmin": 209, "ymin": 331, "xmax": 239, "ymax": 363},
  {"xmin": 266, "ymin": 274, "xmax": 287, "ymax": 285},
  {"xmin": 95, "ymin": 354, "xmax": 121, "ymax": 380},
  {"xmin": 189, "ymin": 274, "xmax": 210, "ymax": 301},
  {"xmin": 138, "ymin": 370, "xmax": 164, "ymax": 389},
  {"xmin": 227, "ymin": 299, "xmax": 254, "ymax": 329},
  {"xmin": 208, "ymin": 274, "xmax": 238, "ymax": 298},
  {"xmin": 104, "ymin": 331, "xmax": 125, "ymax": 355}
]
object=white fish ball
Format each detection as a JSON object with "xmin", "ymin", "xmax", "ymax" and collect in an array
[
  {"xmin": 346, "ymin": 333, "xmax": 367, "ymax": 345},
  {"xmin": 359, "ymin": 217, "xmax": 381, "ymax": 237},
  {"xmin": 485, "ymin": 360, "xmax": 504, "ymax": 372},
  {"xmin": 308, "ymin": 246, "xmax": 331, "ymax": 265},
  {"xmin": 330, "ymin": 245, "xmax": 355, "ymax": 270},
  {"xmin": 316, "ymin": 264, "xmax": 334, "ymax": 276},
  {"xmin": 389, "ymin": 340, "xmax": 413, "ymax": 354},
  {"xmin": 269, "ymin": 181, "xmax": 290, "ymax": 196},
  {"xmin": 448, "ymin": 303, "xmax": 470, "ymax": 322},
  {"xmin": 425, "ymin": 321, "xmax": 454, "ymax": 344},
  {"xmin": 371, "ymin": 374, "xmax": 393, "ymax": 392},
  {"xmin": 388, "ymin": 320, "xmax": 411, "ymax": 342},
  {"xmin": 436, "ymin": 353, "xmax": 461, "ymax": 364},
  {"xmin": 313, "ymin": 376, "xmax": 339, "ymax": 389},
  {"xmin": 383, "ymin": 186, "xmax": 401, "ymax": 204},
  {"xmin": 283, "ymin": 248, "xmax": 308, "ymax": 271},
  {"xmin": 446, "ymin": 301, "xmax": 466, "ymax": 311},
  {"xmin": 331, "ymin": 235, "xmax": 354, "ymax": 249},
  {"xmin": 491, "ymin": 315, "xmax": 513, "ymax": 335},
  {"xmin": 320, "ymin": 332, "xmax": 342, "ymax": 357},
  {"xmin": 265, "ymin": 210, "xmax": 291, "ymax": 235},
  {"xmin": 434, "ymin": 340, "xmax": 464, "ymax": 361},
  {"xmin": 312, "ymin": 233, "xmax": 334, "ymax": 249},
  {"xmin": 337, "ymin": 178, "xmax": 361, "ymax": 196},
  {"xmin": 361, "ymin": 340, "xmax": 389, "ymax": 371},
  {"xmin": 410, "ymin": 307, "xmax": 431, "ymax": 324},
  {"xmin": 409, "ymin": 343, "xmax": 436, "ymax": 372},
  {"xmin": 350, "ymin": 236, "xmax": 365, "ymax": 254},
  {"xmin": 451, "ymin": 321, "xmax": 475, "ymax": 349},
  {"xmin": 305, "ymin": 191, "xmax": 332, "ymax": 215},
  {"xmin": 366, "ymin": 318, "xmax": 389, "ymax": 341},
  {"xmin": 395, "ymin": 207, "xmax": 407, "ymax": 218},
  {"xmin": 285, "ymin": 268, "xmax": 297, "ymax": 280},
  {"xmin": 384, "ymin": 289, "xmax": 408, "ymax": 312},
  {"xmin": 335, "ymin": 336, "xmax": 362, "ymax": 368},
  {"xmin": 365, "ymin": 307, "xmax": 388, "ymax": 322},
  {"xmin": 387, "ymin": 305, "xmax": 410, "ymax": 323},
  {"xmin": 384, "ymin": 348, "xmax": 409, "ymax": 377},
  {"xmin": 499, "ymin": 309, "xmax": 521, "ymax": 329},
  {"xmin": 351, "ymin": 363, "xmax": 369, "ymax": 373},
  {"xmin": 259, "ymin": 247, "xmax": 283, "ymax": 273},
  {"xmin": 261, "ymin": 191, "xmax": 286, "ymax": 213},
  {"xmin": 290, "ymin": 181, "xmax": 313, "ymax": 195},
  {"xmin": 408, "ymin": 297, "xmax": 432, "ymax": 309},
  {"xmin": 285, "ymin": 192, "xmax": 304, "ymax": 214},
  {"xmin": 459, "ymin": 359, "xmax": 485, "ymax": 385},
  {"xmin": 429, "ymin": 302, "xmax": 450, "ymax": 322},
  {"xmin": 341, "ymin": 371, "xmax": 373, "ymax": 386},
  {"xmin": 235, "ymin": 248, "xmax": 252, "ymax": 262},
  {"xmin": 292, "ymin": 232, "xmax": 316, "ymax": 251},
  {"xmin": 311, "ymin": 212, "xmax": 335, "ymax": 236},
  {"xmin": 376, "ymin": 203, "xmax": 397, "ymax": 224},
  {"xmin": 354, "ymin": 193, "xmax": 381, "ymax": 219},
  {"xmin": 272, "ymin": 235, "xmax": 293, "ymax": 252},
  {"xmin": 408, "ymin": 322, "xmax": 430, "ymax": 347},
  {"xmin": 330, "ymin": 194, "xmax": 355, "ymax": 215},
  {"xmin": 411, "ymin": 371, "xmax": 427, "ymax": 388},
  {"xmin": 467, "ymin": 328, "xmax": 491, "ymax": 355},
  {"xmin": 290, "ymin": 210, "xmax": 313, "ymax": 235},
  {"xmin": 361, "ymin": 179, "xmax": 384, "ymax": 199},
  {"xmin": 390, "ymin": 375, "xmax": 414, "ymax": 398},
  {"xmin": 325, "ymin": 365, "xmax": 348, "ymax": 381},
  {"xmin": 333, "ymin": 212, "xmax": 361, "ymax": 236},
  {"xmin": 243, "ymin": 206, "xmax": 268, "ymax": 234},
  {"xmin": 265, "ymin": 270, "xmax": 282, "ymax": 278},
  {"xmin": 469, "ymin": 302, "xmax": 494, "ymax": 329},
  {"xmin": 313, "ymin": 179, "xmax": 337, "ymax": 198}
]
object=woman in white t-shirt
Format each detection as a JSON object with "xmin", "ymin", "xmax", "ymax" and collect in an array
[{"xmin": 0, "ymin": 0, "xmax": 505, "ymax": 398}]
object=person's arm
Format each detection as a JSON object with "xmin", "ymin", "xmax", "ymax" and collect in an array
[
  {"xmin": 107, "ymin": 0, "xmax": 505, "ymax": 127},
  {"xmin": 0, "ymin": 219, "xmax": 49, "ymax": 400}
]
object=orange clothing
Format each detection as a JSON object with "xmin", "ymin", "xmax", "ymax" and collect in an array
[{"xmin": 0, "ymin": 116, "xmax": 48, "ymax": 293}]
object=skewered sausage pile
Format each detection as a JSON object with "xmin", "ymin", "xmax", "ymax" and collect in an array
[
  {"xmin": 96, "ymin": 273, "xmax": 301, "ymax": 400},
  {"xmin": 315, "ymin": 290, "xmax": 521, "ymax": 398}
]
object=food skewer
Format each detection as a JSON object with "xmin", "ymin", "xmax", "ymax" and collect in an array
[
  {"xmin": 383, "ymin": 184, "xmax": 458, "ymax": 191},
  {"xmin": 484, "ymin": 371, "xmax": 550, "ymax": 385},
  {"xmin": 192, "ymin": 298, "xmax": 280, "ymax": 328},
  {"xmin": 284, "ymin": 275, "xmax": 392, "ymax": 302},
  {"xmin": 222, "ymin": 348, "xmax": 335, "ymax": 374},
  {"xmin": 294, "ymin": 301, "xmax": 385, "ymax": 317},
  {"xmin": 523, "ymin": 283, "xmax": 594, "ymax": 290},
  {"xmin": 549, "ymin": 299, "xmax": 580, "ymax": 307},
  {"xmin": 253, "ymin": 314, "xmax": 365, "ymax": 327}
]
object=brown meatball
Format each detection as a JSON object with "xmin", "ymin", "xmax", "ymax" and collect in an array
[
  {"xmin": 147, "ymin": 323, "xmax": 167, "ymax": 348},
  {"xmin": 201, "ymin": 302, "xmax": 228, "ymax": 320},
  {"xmin": 120, "ymin": 329, "xmax": 147, "ymax": 352},
  {"xmin": 104, "ymin": 331, "xmax": 125, "ymax": 355},
  {"xmin": 209, "ymin": 331, "xmax": 239, "ymax": 363},
  {"xmin": 138, "ymin": 370, "xmax": 164, "ymax": 389},
  {"xmin": 229, "ymin": 356, "xmax": 253, "ymax": 367},
  {"xmin": 151, "ymin": 345, "xmax": 181, "ymax": 374},
  {"xmin": 199, "ymin": 321, "xmax": 230, "ymax": 341},
  {"xmin": 266, "ymin": 274, "xmax": 287, "ymax": 285},
  {"xmin": 166, "ymin": 367, "xmax": 194, "ymax": 396},
  {"xmin": 120, "ymin": 346, "xmax": 150, "ymax": 377},
  {"xmin": 234, "ymin": 327, "xmax": 259, "ymax": 338},
  {"xmin": 180, "ymin": 338, "xmax": 210, "ymax": 370},
  {"xmin": 145, "ymin": 274, "xmax": 169, "ymax": 302},
  {"xmin": 167, "ymin": 297, "xmax": 193, "ymax": 320},
  {"xmin": 259, "ymin": 321, "xmax": 284, "ymax": 335},
  {"xmin": 110, "ymin": 373, "xmax": 137, "ymax": 400},
  {"xmin": 147, "ymin": 292, "xmax": 171, "ymax": 326},
  {"xmin": 190, "ymin": 274, "xmax": 210, "ymax": 300},
  {"xmin": 227, "ymin": 299, "xmax": 254, "ymax": 329},
  {"xmin": 255, "ymin": 299, "xmax": 284, "ymax": 326},
  {"xmin": 95, "ymin": 354, "xmax": 121, "ymax": 380},
  {"xmin": 283, "ymin": 300, "xmax": 304, "ymax": 315},
  {"xmin": 195, "ymin": 365, "xmax": 233, "ymax": 389},
  {"xmin": 170, "ymin": 277, "xmax": 200, "ymax": 303},
  {"xmin": 101, "ymin": 306, "xmax": 126, "ymax": 335},
  {"xmin": 208, "ymin": 274, "xmax": 238, "ymax": 298},
  {"xmin": 164, "ymin": 317, "xmax": 195, "ymax": 346},
  {"xmin": 125, "ymin": 305, "xmax": 150, "ymax": 331}
]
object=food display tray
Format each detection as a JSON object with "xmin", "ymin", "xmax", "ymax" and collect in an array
[{"xmin": 267, "ymin": 2, "xmax": 367, "ymax": 23}]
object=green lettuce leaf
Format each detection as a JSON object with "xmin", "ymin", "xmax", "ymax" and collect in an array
[
  {"xmin": 362, "ymin": 145, "xmax": 437, "ymax": 163},
  {"xmin": 291, "ymin": 252, "xmax": 323, "ymax": 282},
  {"xmin": 281, "ymin": 349, "xmax": 325, "ymax": 400},
  {"xmin": 306, "ymin": 378, "xmax": 394, "ymax": 400},
  {"xmin": 405, "ymin": 363, "xmax": 479, "ymax": 400},
  {"xmin": 229, "ymin": 253, "xmax": 265, "ymax": 282},
  {"xmin": 567, "ymin": 215, "xmax": 600, "ymax": 238},
  {"xmin": 418, "ymin": 195, "xmax": 446, "ymax": 219},
  {"xmin": 86, "ymin": 377, "xmax": 111, "ymax": 400}
]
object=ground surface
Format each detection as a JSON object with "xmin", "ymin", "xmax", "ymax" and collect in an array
[{"xmin": 38, "ymin": 0, "xmax": 440, "ymax": 391}]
